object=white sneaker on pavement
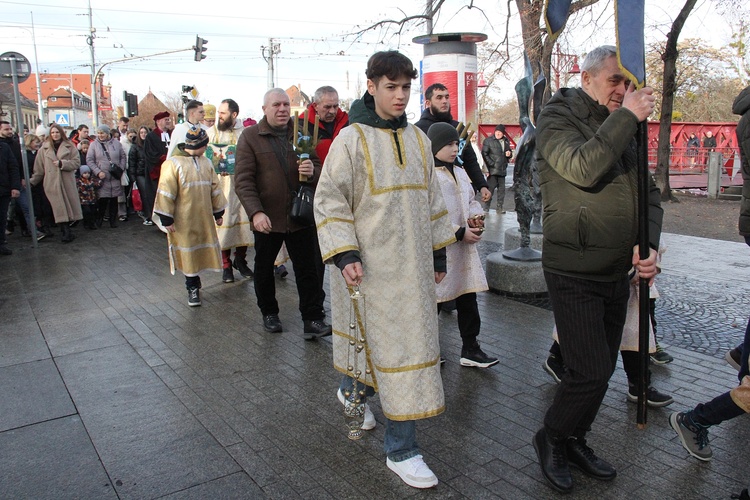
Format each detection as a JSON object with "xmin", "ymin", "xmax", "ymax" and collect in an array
[
  {"xmin": 337, "ymin": 389, "xmax": 375, "ymax": 430},
  {"xmin": 386, "ymin": 455, "xmax": 438, "ymax": 488}
]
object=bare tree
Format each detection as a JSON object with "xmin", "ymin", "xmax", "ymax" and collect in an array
[
  {"xmin": 646, "ymin": 39, "xmax": 745, "ymax": 122},
  {"xmin": 653, "ymin": 0, "xmax": 698, "ymax": 202},
  {"xmin": 728, "ymin": 19, "xmax": 750, "ymax": 83},
  {"xmin": 159, "ymin": 91, "xmax": 184, "ymax": 119},
  {"xmin": 347, "ymin": 0, "xmax": 601, "ymax": 111},
  {"xmin": 515, "ymin": 0, "xmax": 600, "ymax": 105}
]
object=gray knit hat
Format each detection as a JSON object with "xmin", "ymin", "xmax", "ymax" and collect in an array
[
  {"xmin": 79, "ymin": 165, "xmax": 91, "ymax": 175},
  {"xmin": 96, "ymin": 124, "xmax": 111, "ymax": 135},
  {"xmin": 427, "ymin": 122, "xmax": 459, "ymax": 156}
]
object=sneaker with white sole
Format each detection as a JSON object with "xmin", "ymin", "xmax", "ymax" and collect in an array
[
  {"xmin": 726, "ymin": 347, "xmax": 742, "ymax": 371},
  {"xmin": 544, "ymin": 354, "xmax": 566, "ymax": 384},
  {"xmin": 650, "ymin": 343, "xmax": 674, "ymax": 364},
  {"xmin": 386, "ymin": 455, "xmax": 438, "ymax": 489},
  {"xmin": 460, "ymin": 346, "xmax": 499, "ymax": 368},
  {"xmin": 187, "ymin": 287, "xmax": 201, "ymax": 307},
  {"xmin": 627, "ymin": 385, "xmax": 674, "ymax": 407},
  {"xmin": 670, "ymin": 411, "xmax": 712, "ymax": 461},
  {"xmin": 337, "ymin": 389, "xmax": 375, "ymax": 430}
]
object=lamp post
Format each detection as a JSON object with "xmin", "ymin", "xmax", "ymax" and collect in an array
[{"xmin": 550, "ymin": 44, "xmax": 580, "ymax": 91}]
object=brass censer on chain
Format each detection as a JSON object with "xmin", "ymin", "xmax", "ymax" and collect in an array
[{"xmin": 343, "ymin": 285, "xmax": 371, "ymax": 440}]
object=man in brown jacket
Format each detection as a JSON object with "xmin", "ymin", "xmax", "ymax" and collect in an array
[{"xmin": 234, "ymin": 88, "xmax": 331, "ymax": 339}]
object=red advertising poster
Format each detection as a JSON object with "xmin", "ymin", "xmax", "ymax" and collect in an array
[
  {"xmin": 423, "ymin": 70, "xmax": 458, "ymax": 116},
  {"xmin": 464, "ymin": 71, "xmax": 477, "ymax": 125}
]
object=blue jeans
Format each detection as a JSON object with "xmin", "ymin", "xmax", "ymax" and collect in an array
[
  {"xmin": 339, "ymin": 376, "xmax": 419, "ymax": 462},
  {"xmin": 16, "ymin": 189, "xmax": 32, "ymax": 230}
]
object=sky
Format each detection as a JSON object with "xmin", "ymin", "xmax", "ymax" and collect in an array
[{"xmin": 1, "ymin": 0, "xmax": 741, "ymax": 123}]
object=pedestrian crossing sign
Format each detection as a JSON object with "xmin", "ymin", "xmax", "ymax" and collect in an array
[{"xmin": 55, "ymin": 113, "xmax": 70, "ymax": 126}]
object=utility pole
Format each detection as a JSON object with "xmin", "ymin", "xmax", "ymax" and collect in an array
[
  {"xmin": 88, "ymin": 0, "xmax": 97, "ymax": 127},
  {"xmin": 30, "ymin": 12, "xmax": 44, "ymax": 124},
  {"xmin": 261, "ymin": 39, "xmax": 280, "ymax": 89}
]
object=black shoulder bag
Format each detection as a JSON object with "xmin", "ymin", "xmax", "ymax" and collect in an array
[
  {"xmin": 269, "ymin": 136, "xmax": 315, "ymax": 226},
  {"xmin": 101, "ymin": 142, "xmax": 124, "ymax": 180}
]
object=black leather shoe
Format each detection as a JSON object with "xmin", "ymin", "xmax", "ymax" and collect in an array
[
  {"xmin": 232, "ymin": 259, "xmax": 254, "ymax": 278},
  {"xmin": 533, "ymin": 428, "xmax": 573, "ymax": 494},
  {"xmin": 303, "ymin": 319, "xmax": 332, "ymax": 340},
  {"xmin": 566, "ymin": 437, "xmax": 616, "ymax": 481},
  {"xmin": 263, "ymin": 314, "xmax": 282, "ymax": 333}
]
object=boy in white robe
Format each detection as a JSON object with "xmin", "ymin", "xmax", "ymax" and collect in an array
[
  {"xmin": 428, "ymin": 123, "xmax": 498, "ymax": 368},
  {"xmin": 314, "ymin": 51, "xmax": 455, "ymax": 489}
]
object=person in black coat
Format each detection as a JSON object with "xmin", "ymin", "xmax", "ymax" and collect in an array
[
  {"xmin": 0, "ymin": 121, "xmax": 29, "ymax": 236},
  {"xmin": 414, "ymin": 84, "xmax": 490, "ymax": 202},
  {"xmin": 0, "ymin": 141, "xmax": 21, "ymax": 254},
  {"xmin": 481, "ymin": 124, "xmax": 513, "ymax": 213},
  {"xmin": 143, "ymin": 112, "xmax": 173, "ymax": 225},
  {"xmin": 129, "ymin": 126, "xmax": 152, "ymax": 225}
]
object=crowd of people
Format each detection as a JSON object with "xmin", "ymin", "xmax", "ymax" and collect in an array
[{"xmin": 1, "ymin": 46, "xmax": 748, "ymax": 497}]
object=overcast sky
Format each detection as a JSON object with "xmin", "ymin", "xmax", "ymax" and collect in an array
[{"xmin": 1, "ymin": 0, "xmax": 737, "ymax": 122}]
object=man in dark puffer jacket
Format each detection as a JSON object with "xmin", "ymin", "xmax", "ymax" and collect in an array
[{"xmin": 531, "ymin": 45, "xmax": 662, "ymax": 494}]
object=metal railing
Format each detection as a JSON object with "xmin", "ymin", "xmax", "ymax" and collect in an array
[{"xmin": 647, "ymin": 147, "xmax": 740, "ymax": 175}]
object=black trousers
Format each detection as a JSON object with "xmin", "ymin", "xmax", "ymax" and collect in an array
[
  {"xmin": 0, "ymin": 195, "xmax": 10, "ymax": 246},
  {"xmin": 691, "ymin": 314, "xmax": 750, "ymax": 426},
  {"xmin": 140, "ymin": 174, "xmax": 156, "ymax": 221},
  {"xmin": 543, "ymin": 271, "xmax": 629, "ymax": 439},
  {"xmin": 313, "ymin": 231, "xmax": 326, "ymax": 305},
  {"xmin": 438, "ymin": 293, "xmax": 481, "ymax": 349},
  {"xmin": 81, "ymin": 204, "xmax": 96, "ymax": 228},
  {"xmin": 253, "ymin": 226, "xmax": 325, "ymax": 321},
  {"xmin": 97, "ymin": 197, "xmax": 118, "ymax": 224},
  {"xmin": 549, "ymin": 342, "xmax": 653, "ymax": 389}
]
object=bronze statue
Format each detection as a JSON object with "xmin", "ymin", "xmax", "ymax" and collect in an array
[{"xmin": 503, "ymin": 57, "xmax": 545, "ymax": 261}]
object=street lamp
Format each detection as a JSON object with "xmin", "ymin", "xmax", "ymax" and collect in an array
[{"xmin": 550, "ymin": 44, "xmax": 580, "ymax": 91}]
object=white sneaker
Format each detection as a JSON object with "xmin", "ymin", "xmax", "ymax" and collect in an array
[
  {"xmin": 386, "ymin": 455, "xmax": 438, "ymax": 489},
  {"xmin": 337, "ymin": 389, "xmax": 375, "ymax": 430}
]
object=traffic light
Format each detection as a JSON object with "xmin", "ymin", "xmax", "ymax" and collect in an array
[
  {"xmin": 126, "ymin": 92, "xmax": 138, "ymax": 117},
  {"xmin": 122, "ymin": 91, "xmax": 139, "ymax": 117},
  {"xmin": 194, "ymin": 35, "xmax": 207, "ymax": 62}
]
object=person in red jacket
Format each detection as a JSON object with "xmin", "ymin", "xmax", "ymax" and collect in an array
[
  {"xmin": 298, "ymin": 86, "xmax": 348, "ymax": 165},
  {"xmin": 298, "ymin": 86, "xmax": 349, "ymax": 299}
]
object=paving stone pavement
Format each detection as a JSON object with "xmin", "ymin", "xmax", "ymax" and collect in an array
[{"xmin": 1, "ymin": 213, "xmax": 748, "ymax": 499}]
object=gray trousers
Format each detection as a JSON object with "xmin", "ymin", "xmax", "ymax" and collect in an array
[{"xmin": 483, "ymin": 174, "xmax": 506, "ymax": 211}]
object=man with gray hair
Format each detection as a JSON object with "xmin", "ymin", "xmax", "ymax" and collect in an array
[
  {"xmin": 298, "ymin": 86, "xmax": 350, "ymax": 301},
  {"xmin": 532, "ymin": 45, "xmax": 662, "ymax": 493},
  {"xmin": 299, "ymin": 86, "xmax": 349, "ymax": 164},
  {"xmin": 234, "ymin": 88, "xmax": 331, "ymax": 339}
]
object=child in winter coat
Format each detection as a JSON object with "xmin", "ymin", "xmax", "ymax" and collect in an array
[
  {"xmin": 77, "ymin": 165, "xmax": 101, "ymax": 229},
  {"xmin": 427, "ymin": 122, "xmax": 499, "ymax": 368}
]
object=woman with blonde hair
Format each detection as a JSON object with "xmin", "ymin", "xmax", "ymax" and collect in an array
[{"xmin": 30, "ymin": 124, "xmax": 81, "ymax": 242}]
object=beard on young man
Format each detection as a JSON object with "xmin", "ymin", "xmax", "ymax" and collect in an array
[
  {"xmin": 217, "ymin": 115, "xmax": 235, "ymax": 132},
  {"xmin": 430, "ymin": 103, "xmax": 453, "ymax": 123}
]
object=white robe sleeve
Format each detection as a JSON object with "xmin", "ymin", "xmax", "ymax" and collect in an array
[{"xmin": 314, "ymin": 135, "xmax": 359, "ymax": 264}]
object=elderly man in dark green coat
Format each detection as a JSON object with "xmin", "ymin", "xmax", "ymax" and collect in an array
[{"xmin": 532, "ymin": 45, "xmax": 663, "ymax": 494}]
